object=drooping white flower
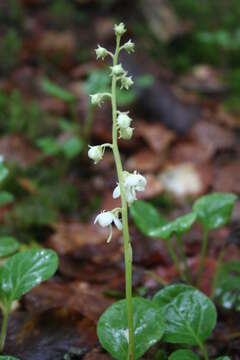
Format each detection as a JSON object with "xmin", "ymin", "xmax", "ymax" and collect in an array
[
  {"xmin": 114, "ymin": 23, "xmax": 126, "ymax": 36},
  {"xmin": 88, "ymin": 145, "xmax": 103, "ymax": 164},
  {"xmin": 90, "ymin": 93, "xmax": 105, "ymax": 107},
  {"xmin": 95, "ymin": 45, "xmax": 108, "ymax": 60},
  {"xmin": 111, "ymin": 64, "xmax": 125, "ymax": 76},
  {"xmin": 122, "ymin": 40, "xmax": 135, "ymax": 53},
  {"xmin": 121, "ymin": 75, "xmax": 134, "ymax": 90},
  {"xmin": 117, "ymin": 112, "xmax": 132, "ymax": 129},
  {"xmin": 125, "ymin": 173, "xmax": 147, "ymax": 192},
  {"xmin": 119, "ymin": 127, "xmax": 134, "ymax": 140},
  {"xmin": 94, "ymin": 210, "xmax": 122, "ymax": 242},
  {"xmin": 113, "ymin": 172, "xmax": 147, "ymax": 204}
]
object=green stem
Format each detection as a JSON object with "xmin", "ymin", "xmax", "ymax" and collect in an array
[
  {"xmin": 176, "ymin": 235, "xmax": 192, "ymax": 283},
  {"xmin": 0, "ymin": 302, "xmax": 11, "ymax": 353},
  {"xmin": 166, "ymin": 240, "xmax": 186, "ymax": 282},
  {"xmin": 111, "ymin": 34, "xmax": 134, "ymax": 360},
  {"xmin": 210, "ymin": 247, "xmax": 225, "ymax": 300},
  {"xmin": 198, "ymin": 339, "xmax": 209, "ymax": 360},
  {"xmin": 197, "ymin": 227, "xmax": 209, "ymax": 288}
]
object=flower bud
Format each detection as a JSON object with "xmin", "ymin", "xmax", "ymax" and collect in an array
[
  {"xmin": 95, "ymin": 45, "xmax": 108, "ymax": 60},
  {"xmin": 114, "ymin": 22, "xmax": 126, "ymax": 36},
  {"xmin": 123, "ymin": 40, "xmax": 135, "ymax": 53},
  {"xmin": 121, "ymin": 75, "xmax": 134, "ymax": 90},
  {"xmin": 119, "ymin": 127, "xmax": 134, "ymax": 140},
  {"xmin": 117, "ymin": 112, "xmax": 132, "ymax": 129},
  {"xmin": 110, "ymin": 64, "xmax": 125, "ymax": 76},
  {"xmin": 88, "ymin": 145, "xmax": 103, "ymax": 164},
  {"xmin": 90, "ymin": 93, "xmax": 104, "ymax": 107}
]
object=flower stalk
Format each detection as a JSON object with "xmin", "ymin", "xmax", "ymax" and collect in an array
[
  {"xmin": 111, "ymin": 32, "xmax": 134, "ymax": 360},
  {"xmin": 88, "ymin": 23, "xmax": 147, "ymax": 360}
]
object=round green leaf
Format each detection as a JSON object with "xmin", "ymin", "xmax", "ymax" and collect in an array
[
  {"xmin": 215, "ymin": 261, "xmax": 240, "ymax": 311},
  {"xmin": 150, "ymin": 213, "xmax": 196, "ymax": 240},
  {"xmin": 0, "ymin": 249, "xmax": 58, "ymax": 301},
  {"xmin": 130, "ymin": 200, "xmax": 167, "ymax": 237},
  {"xmin": 216, "ymin": 357, "xmax": 230, "ymax": 360},
  {"xmin": 169, "ymin": 350, "xmax": 200, "ymax": 360},
  {"xmin": 97, "ymin": 297, "xmax": 165, "ymax": 360},
  {"xmin": 0, "ymin": 357, "xmax": 20, "ymax": 360},
  {"xmin": 0, "ymin": 236, "xmax": 19, "ymax": 258},
  {"xmin": 153, "ymin": 284, "xmax": 217, "ymax": 345},
  {"xmin": 0, "ymin": 191, "xmax": 14, "ymax": 207},
  {"xmin": 193, "ymin": 193, "xmax": 237, "ymax": 230}
]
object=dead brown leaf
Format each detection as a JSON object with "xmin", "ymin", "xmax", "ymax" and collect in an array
[{"xmin": 137, "ymin": 122, "xmax": 175, "ymax": 154}]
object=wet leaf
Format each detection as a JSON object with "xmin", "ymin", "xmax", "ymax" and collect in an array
[
  {"xmin": 130, "ymin": 200, "xmax": 166, "ymax": 236},
  {"xmin": 41, "ymin": 78, "xmax": 76, "ymax": 103},
  {"xmin": 0, "ymin": 357, "xmax": 20, "ymax": 360},
  {"xmin": 0, "ymin": 249, "xmax": 58, "ymax": 302},
  {"xmin": 193, "ymin": 192, "xmax": 237, "ymax": 230},
  {"xmin": 216, "ymin": 357, "xmax": 230, "ymax": 360},
  {"xmin": 0, "ymin": 191, "xmax": 14, "ymax": 207},
  {"xmin": 0, "ymin": 236, "xmax": 19, "ymax": 258},
  {"xmin": 169, "ymin": 349, "xmax": 200, "ymax": 360},
  {"xmin": 150, "ymin": 212, "xmax": 196, "ymax": 240},
  {"xmin": 215, "ymin": 261, "xmax": 240, "ymax": 311},
  {"xmin": 97, "ymin": 297, "xmax": 165, "ymax": 360},
  {"xmin": 153, "ymin": 284, "xmax": 217, "ymax": 345}
]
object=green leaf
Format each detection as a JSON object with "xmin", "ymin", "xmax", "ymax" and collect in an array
[
  {"xmin": 216, "ymin": 357, "xmax": 230, "ymax": 360},
  {"xmin": 153, "ymin": 284, "xmax": 217, "ymax": 345},
  {"xmin": 0, "ymin": 357, "xmax": 20, "ymax": 360},
  {"xmin": 0, "ymin": 236, "xmax": 19, "ymax": 258},
  {"xmin": 135, "ymin": 74, "xmax": 154, "ymax": 87},
  {"xmin": 97, "ymin": 297, "xmax": 165, "ymax": 360},
  {"xmin": 0, "ymin": 249, "xmax": 58, "ymax": 301},
  {"xmin": 150, "ymin": 212, "xmax": 196, "ymax": 240},
  {"xmin": 0, "ymin": 162, "xmax": 8, "ymax": 182},
  {"xmin": 215, "ymin": 261, "xmax": 240, "ymax": 311},
  {"xmin": 41, "ymin": 78, "xmax": 76, "ymax": 103},
  {"xmin": 37, "ymin": 137, "xmax": 60, "ymax": 156},
  {"xmin": 169, "ymin": 350, "xmax": 200, "ymax": 360},
  {"xmin": 61, "ymin": 137, "xmax": 83, "ymax": 158},
  {"xmin": 193, "ymin": 193, "xmax": 237, "ymax": 230},
  {"xmin": 84, "ymin": 70, "xmax": 110, "ymax": 95},
  {"xmin": 130, "ymin": 200, "xmax": 167, "ymax": 237},
  {"xmin": 0, "ymin": 191, "xmax": 14, "ymax": 206}
]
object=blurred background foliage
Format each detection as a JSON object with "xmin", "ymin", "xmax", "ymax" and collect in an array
[{"xmin": 0, "ymin": 0, "xmax": 240, "ymax": 243}]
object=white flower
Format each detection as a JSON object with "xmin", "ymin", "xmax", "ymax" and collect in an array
[
  {"xmin": 119, "ymin": 127, "xmax": 134, "ymax": 140},
  {"xmin": 90, "ymin": 93, "xmax": 105, "ymax": 106},
  {"xmin": 95, "ymin": 45, "xmax": 108, "ymax": 60},
  {"xmin": 113, "ymin": 172, "xmax": 147, "ymax": 204},
  {"xmin": 114, "ymin": 23, "xmax": 126, "ymax": 36},
  {"xmin": 121, "ymin": 75, "xmax": 134, "ymax": 90},
  {"xmin": 117, "ymin": 112, "xmax": 132, "ymax": 129},
  {"xmin": 94, "ymin": 210, "xmax": 122, "ymax": 242},
  {"xmin": 88, "ymin": 145, "xmax": 103, "ymax": 164},
  {"xmin": 111, "ymin": 64, "xmax": 125, "ymax": 76},
  {"xmin": 122, "ymin": 40, "xmax": 135, "ymax": 53}
]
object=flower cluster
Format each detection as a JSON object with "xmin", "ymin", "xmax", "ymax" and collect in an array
[{"xmin": 88, "ymin": 23, "xmax": 147, "ymax": 242}]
